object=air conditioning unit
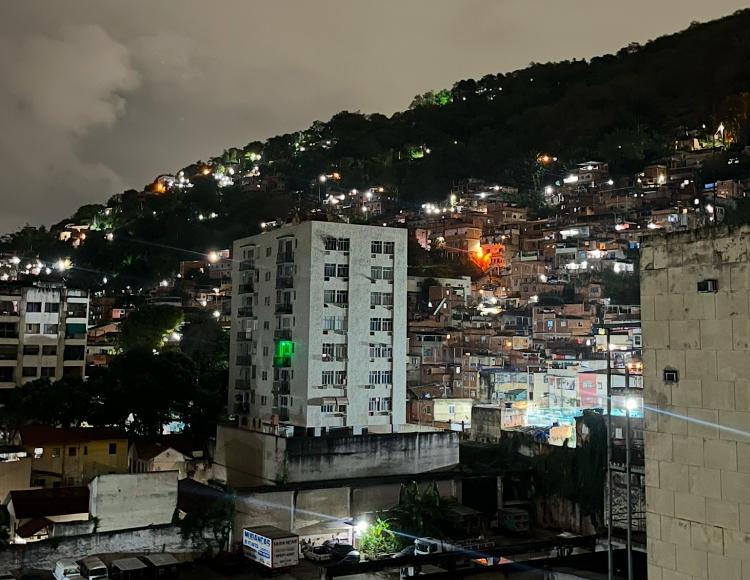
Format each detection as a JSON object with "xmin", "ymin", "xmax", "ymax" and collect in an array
[{"xmin": 697, "ymin": 279, "xmax": 718, "ymax": 293}]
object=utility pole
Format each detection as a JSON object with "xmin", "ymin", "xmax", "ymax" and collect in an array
[{"xmin": 606, "ymin": 328, "xmax": 613, "ymax": 580}]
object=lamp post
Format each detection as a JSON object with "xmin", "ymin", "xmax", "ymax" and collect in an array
[{"xmin": 624, "ymin": 397, "xmax": 638, "ymax": 580}]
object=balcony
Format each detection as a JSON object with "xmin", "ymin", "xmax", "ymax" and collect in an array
[
  {"xmin": 273, "ymin": 356, "xmax": 292, "ymax": 368},
  {"xmin": 276, "ymin": 251, "xmax": 295, "ymax": 264},
  {"xmin": 238, "ymin": 306, "xmax": 254, "ymax": 318},
  {"xmin": 272, "ymin": 380, "xmax": 290, "ymax": 394},
  {"xmin": 274, "ymin": 329, "xmax": 292, "ymax": 340},
  {"xmin": 239, "ymin": 260, "xmax": 256, "ymax": 271},
  {"xmin": 236, "ymin": 355, "xmax": 253, "ymax": 366},
  {"xmin": 238, "ymin": 283, "xmax": 255, "ymax": 294},
  {"xmin": 276, "ymin": 276, "xmax": 294, "ymax": 289},
  {"xmin": 272, "ymin": 407, "xmax": 290, "ymax": 422},
  {"xmin": 235, "ymin": 379, "xmax": 254, "ymax": 390},
  {"xmin": 236, "ymin": 332, "xmax": 252, "ymax": 342},
  {"xmin": 275, "ymin": 303, "xmax": 293, "ymax": 314}
]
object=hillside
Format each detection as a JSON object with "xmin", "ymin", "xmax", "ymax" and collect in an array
[{"xmin": 2, "ymin": 9, "xmax": 750, "ymax": 289}]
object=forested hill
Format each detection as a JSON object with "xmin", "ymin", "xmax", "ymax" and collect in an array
[{"xmin": 3, "ymin": 9, "xmax": 750, "ymax": 288}]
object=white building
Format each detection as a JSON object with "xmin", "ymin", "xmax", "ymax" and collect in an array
[
  {"xmin": 229, "ymin": 221, "xmax": 407, "ymax": 435},
  {"xmin": 0, "ymin": 283, "xmax": 89, "ymax": 387}
]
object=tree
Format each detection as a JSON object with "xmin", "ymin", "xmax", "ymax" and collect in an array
[
  {"xmin": 177, "ymin": 485, "xmax": 235, "ymax": 554},
  {"xmin": 358, "ymin": 518, "xmax": 401, "ymax": 559},
  {"xmin": 120, "ymin": 305, "xmax": 184, "ymax": 352},
  {"xmin": 392, "ymin": 482, "xmax": 450, "ymax": 538}
]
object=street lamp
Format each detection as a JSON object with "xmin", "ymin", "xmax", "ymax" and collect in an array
[{"xmin": 624, "ymin": 396, "xmax": 639, "ymax": 580}]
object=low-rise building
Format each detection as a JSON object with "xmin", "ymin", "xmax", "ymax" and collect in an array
[
  {"xmin": 15, "ymin": 425, "xmax": 128, "ymax": 488},
  {"xmin": 407, "ymin": 397, "xmax": 473, "ymax": 431}
]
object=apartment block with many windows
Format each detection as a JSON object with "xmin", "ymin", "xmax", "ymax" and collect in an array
[
  {"xmin": 0, "ymin": 283, "xmax": 89, "ymax": 387},
  {"xmin": 229, "ymin": 221, "xmax": 407, "ymax": 435}
]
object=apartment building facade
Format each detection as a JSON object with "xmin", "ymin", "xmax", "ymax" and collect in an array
[
  {"xmin": 641, "ymin": 226, "xmax": 750, "ymax": 580},
  {"xmin": 229, "ymin": 221, "xmax": 407, "ymax": 435},
  {"xmin": 0, "ymin": 283, "xmax": 89, "ymax": 387}
]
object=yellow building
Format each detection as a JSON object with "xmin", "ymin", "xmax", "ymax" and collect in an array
[
  {"xmin": 15, "ymin": 425, "xmax": 128, "ymax": 488},
  {"xmin": 408, "ymin": 398, "xmax": 473, "ymax": 430}
]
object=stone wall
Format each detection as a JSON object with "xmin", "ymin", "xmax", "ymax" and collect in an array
[
  {"xmin": 641, "ymin": 226, "xmax": 750, "ymax": 580},
  {"xmin": 0, "ymin": 525, "xmax": 199, "ymax": 570}
]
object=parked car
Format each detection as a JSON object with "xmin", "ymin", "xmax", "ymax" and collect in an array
[
  {"xmin": 78, "ymin": 557, "xmax": 108, "ymax": 579},
  {"xmin": 54, "ymin": 560, "xmax": 82, "ymax": 580},
  {"xmin": 302, "ymin": 545, "xmax": 333, "ymax": 563}
]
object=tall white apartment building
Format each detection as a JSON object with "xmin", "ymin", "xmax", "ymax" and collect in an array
[
  {"xmin": 229, "ymin": 221, "xmax": 407, "ymax": 435},
  {"xmin": 0, "ymin": 283, "xmax": 89, "ymax": 387}
]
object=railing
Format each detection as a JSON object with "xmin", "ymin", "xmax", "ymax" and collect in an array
[
  {"xmin": 238, "ymin": 283, "xmax": 254, "ymax": 294},
  {"xmin": 274, "ymin": 329, "xmax": 292, "ymax": 340},
  {"xmin": 236, "ymin": 355, "xmax": 253, "ymax": 366},
  {"xmin": 273, "ymin": 356, "xmax": 292, "ymax": 368},
  {"xmin": 235, "ymin": 379, "xmax": 254, "ymax": 389},
  {"xmin": 272, "ymin": 380, "xmax": 290, "ymax": 394},
  {"xmin": 238, "ymin": 306, "xmax": 254, "ymax": 318},
  {"xmin": 276, "ymin": 276, "xmax": 294, "ymax": 289},
  {"xmin": 239, "ymin": 260, "xmax": 255, "ymax": 271},
  {"xmin": 275, "ymin": 303, "xmax": 293, "ymax": 314},
  {"xmin": 276, "ymin": 251, "xmax": 294, "ymax": 264},
  {"xmin": 236, "ymin": 332, "xmax": 252, "ymax": 341},
  {"xmin": 273, "ymin": 407, "xmax": 290, "ymax": 421}
]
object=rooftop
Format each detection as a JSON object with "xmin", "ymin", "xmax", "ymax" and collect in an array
[
  {"xmin": 18, "ymin": 424, "xmax": 128, "ymax": 447},
  {"xmin": 7, "ymin": 486, "xmax": 89, "ymax": 519}
]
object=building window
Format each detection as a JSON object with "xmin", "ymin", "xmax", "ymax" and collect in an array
[
  {"xmin": 25, "ymin": 323, "xmax": 40, "ymax": 334},
  {"xmin": 51, "ymin": 447, "xmax": 61, "ymax": 458},
  {"xmin": 335, "ymin": 344, "xmax": 347, "ymax": 359},
  {"xmin": 83, "ymin": 446, "xmax": 88, "ymax": 455},
  {"xmin": 324, "ymin": 289, "xmax": 336, "ymax": 304},
  {"xmin": 324, "ymin": 317, "xmax": 335, "ymax": 330},
  {"xmin": 44, "ymin": 303, "xmax": 60, "ymax": 313},
  {"xmin": 68, "ymin": 447, "xmax": 77, "ymax": 457},
  {"xmin": 41, "ymin": 367, "xmax": 55, "ymax": 378},
  {"xmin": 266, "ymin": 247, "xmax": 272, "ymax": 256},
  {"xmin": 371, "ymin": 266, "xmax": 382, "ymax": 280},
  {"xmin": 22, "ymin": 367, "xmax": 37, "ymax": 377},
  {"xmin": 335, "ymin": 290, "xmax": 348, "ymax": 304},
  {"xmin": 337, "ymin": 264, "xmax": 349, "ymax": 277},
  {"xmin": 383, "ymin": 241, "xmax": 395, "ymax": 254},
  {"xmin": 382, "ymin": 267, "xmax": 394, "ymax": 281},
  {"xmin": 260, "ymin": 395, "xmax": 267, "ymax": 406},
  {"xmin": 325, "ymin": 237, "xmax": 350, "ymax": 251},
  {"xmin": 261, "ymin": 371, "xmax": 268, "ymax": 381},
  {"xmin": 334, "ymin": 370, "xmax": 347, "ymax": 385},
  {"xmin": 42, "ymin": 345, "xmax": 57, "ymax": 356},
  {"xmin": 368, "ymin": 370, "xmax": 393, "ymax": 385},
  {"xmin": 108, "ymin": 443, "xmax": 117, "ymax": 455},
  {"xmin": 324, "ymin": 263, "xmax": 336, "ymax": 277},
  {"xmin": 321, "ymin": 403, "xmax": 335, "ymax": 413},
  {"xmin": 322, "ymin": 343, "xmax": 334, "ymax": 358},
  {"xmin": 322, "ymin": 370, "xmax": 334, "ymax": 385},
  {"xmin": 26, "ymin": 302, "xmax": 42, "ymax": 313},
  {"xmin": 263, "ymin": 321, "xmax": 270, "ymax": 330},
  {"xmin": 371, "ymin": 241, "xmax": 383, "ymax": 254},
  {"xmin": 368, "ymin": 397, "xmax": 392, "ymax": 412},
  {"xmin": 43, "ymin": 324, "xmax": 59, "ymax": 335},
  {"xmin": 23, "ymin": 345, "xmax": 40, "ymax": 356},
  {"xmin": 448, "ymin": 404, "xmax": 456, "ymax": 415},
  {"xmin": 369, "ymin": 344, "xmax": 392, "ymax": 358}
]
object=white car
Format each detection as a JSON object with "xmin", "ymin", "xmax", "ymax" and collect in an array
[
  {"xmin": 78, "ymin": 556, "xmax": 108, "ymax": 579},
  {"xmin": 302, "ymin": 544, "xmax": 333, "ymax": 563},
  {"xmin": 53, "ymin": 559, "xmax": 81, "ymax": 580}
]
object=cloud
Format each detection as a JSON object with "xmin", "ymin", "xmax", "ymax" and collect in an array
[{"xmin": 0, "ymin": 23, "xmax": 139, "ymax": 231}]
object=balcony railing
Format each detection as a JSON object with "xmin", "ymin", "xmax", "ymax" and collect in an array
[
  {"xmin": 239, "ymin": 260, "xmax": 256, "ymax": 271},
  {"xmin": 273, "ymin": 356, "xmax": 292, "ymax": 368},
  {"xmin": 236, "ymin": 355, "xmax": 253, "ymax": 366},
  {"xmin": 276, "ymin": 251, "xmax": 295, "ymax": 264},
  {"xmin": 272, "ymin": 380, "xmax": 290, "ymax": 394},
  {"xmin": 275, "ymin": 303, "xmax": 293, "ymax": 314},
  {"xmin": 274, "ymin": 329, "xmax": 292, "ymax": 340},
  {"xmin": 235, "ymin": 379, "xmax": 254, "ymax": 390},
  {"xmin": 238, "ymin": 283, "xmax": 255, "ymax": 294},
  {"xmin": 272, "ymin": 407, "xmax": 290, "ymax": 421},
  {"xmin": 276, "ymin": 276, "xmax": 294, "ymax": 289},
  {"xmin": 238, "ymin": 306, "xmax": 254, "ymax": 318}
]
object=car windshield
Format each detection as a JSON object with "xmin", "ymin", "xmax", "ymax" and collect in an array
[{"xmin": 415, "ymin": 540, "xmax": 432, "ymax": 552}]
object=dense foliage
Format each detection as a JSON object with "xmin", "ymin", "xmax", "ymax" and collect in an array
[
  {"xmin": 392, "ymin": 481, "xmax": 452, "ymax": 538},
  {"xmin": 2, "ymin": 11, "xmax": 749, "ymax": 289},
  {"xmin": 358, "ymin": 518, "xmax": 401, "ymax": 558}
]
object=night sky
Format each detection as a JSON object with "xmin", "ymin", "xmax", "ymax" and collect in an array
[{"xmin": 1, "ymin": 0, "xmax": 747, "ymax": 232}]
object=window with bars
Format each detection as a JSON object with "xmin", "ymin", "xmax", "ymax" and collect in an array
[
  {"xmin": 371, "ymin": 241, "xmax": 383, "ymax": 254},
  {"xmin": 383, "ymin": 241, "xmax": 395, "ymax": 254},
  {"xmin": 368, "ymin": 397, "xmax": 392, "ymax": 412},
  {"xmin": 324, "ymin": 263, "xmax": 336, "ymax": 277},
  {"xmin": 322, "ymin": 370, "xmax": 334, "ymax": 385}
]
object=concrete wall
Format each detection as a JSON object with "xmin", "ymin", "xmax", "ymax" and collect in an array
[
  {"xmin": 0, "ymin": 525, "xmax": 200, "ymax": 570},
  {"xmin": 89, "ymin": 471, "xmax": 178, "ymax": 533},
  {"xmin": 216, "ymin": 425, "xmax": 459, "ymax": 487},
  {"xmin": 641, "ymin": 226, "xmax": 750, "ymax": 580},
  {"xmin": 0, "ymin": 458, "xmax": 31, "ymax": 501}
]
